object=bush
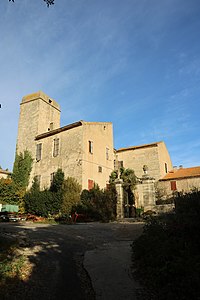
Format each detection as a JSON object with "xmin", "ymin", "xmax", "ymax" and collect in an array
[
  {"xmin": 156, "ymin": 197, "xmax": 174, "ymax": 205},
  {"xmin": 132, "ymin": 191, "xmax": 200, "ymax": 300},
  {"xmin": 24, "ymin": 189, "xmax": 58, "ymax": 217},
  {"xmin": 61, "ymin": 177, "xmax": 81, "ymax": 215},
  {"xmin": 76, "ymin": 184, "xmax": 117, "ymax": 222},
  {"xmin": 174, "ymin": 191, "xmax": 200, "ymax": 216},
  {"xmin": 24, "ymin": 171, "xmax": 65, "ymax": 218}
]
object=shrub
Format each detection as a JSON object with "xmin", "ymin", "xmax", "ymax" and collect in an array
[
  {"xmin": 24, "ymin": 171, "xmax": 65, "ymax": 217},
  {"xmin": 76, "ymin": 184, "xmax": 117, "ymax": 222},
  {"xmin": 61, "ymin": 177, "xmax": 81, "ymax": 215},
  {"xmin": 132, "ymin": 191, "xmax": 200, "ymax": 300},
  {"xmin": 174, "ymin": 191, "xmax": 200, "ymax": 216},
  {"xmin": 12, "ymin": 150, "xmax": 33, "ymax": 189}
]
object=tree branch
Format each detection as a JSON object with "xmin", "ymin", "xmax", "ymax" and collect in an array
[{"xmin": 9, "ymin": 0, "xmax": 55, "ymax": 7}]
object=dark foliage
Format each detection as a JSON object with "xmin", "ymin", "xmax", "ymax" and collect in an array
[
  {"xmin": 24, "ymin": 171, "xmax": 64, "ymax": 218},
  {"xmin": 61, "ymin": 177, "xmax": 81, "ymax": 215},
  {"xmin": 24, "ymin": 172, "xmax": 81, "ymax": 218},
  {"xmin": 12, "ymin": 150, "xmax": 33, "ymax": 189},
  {"xmin": 0, "ymin": 178, "xmax": 16, "ymax": 204},
  {"xmin": 25, "ymin": 189, "xmax": 62, "ymax": 218},
  {"xmin": 132, "ymin": 191, "xmax": 200, "ymax": 300},
  {"xmin": 0, "ymin": 151, "xmax": 33, "ymax": 210},
  {"xmin": 156, "ymin": 197, "xmax": 174, "ymax": 205},
  {"xmin": 75, "ymin": 184, "xmax": 117, "ymax": 222},
  {"xmin": 50, "ymin": 168, "xmax": 64, "ymax": 193}
]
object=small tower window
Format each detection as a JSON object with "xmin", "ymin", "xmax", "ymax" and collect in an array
[
  {"xmin": 98, "ymin": 166, "xmax": 102, "ymax": 173},
  {"xmin": 89, "ymin": 141, "xmax": 93, "ymax": 154},
  {"xmin": 165, "ymin": 163, "xmax": 168, "ymax": 173},
  {"xmin": 50, "ymin": 172, "xmax": 55, "ymax": 184},
  {"xmin": 36, "ymin": 143, "xmax": 42, "ymax": 161},
  {"xmin": 53, "ymin": 138, "xmax": 59, "ymax": 157},
  {"xmin": 35, "ymin": 175, "xmax": 41, "ymax": 188},
  {"xmin": 106, "ymin": 147, "xmax": 109, "ymax": 160},
  {"xmin": 119, "ymin": 161, "xmax": 123, "ymax": 168},
  {"xmin": 49, "ymin": 122, "xmax": 54, "ymax": 131}
]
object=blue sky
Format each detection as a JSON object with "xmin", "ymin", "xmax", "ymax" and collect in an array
[{"xmin": 0, "ymin": 0, "xmax": 200, "ymax": 171}]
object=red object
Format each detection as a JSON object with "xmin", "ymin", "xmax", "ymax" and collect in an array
[
  {"xmin": 88, "ymin": 179, "xmax": 94, "ymax": 190},
  {"xmin": 171, "ymin": 181, "xmax": 177, "ymax": 191}
]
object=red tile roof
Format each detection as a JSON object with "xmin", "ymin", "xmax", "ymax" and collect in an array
[{"xmin": 160, "ymin": 166, "xmax": 200, "ymax": 181}]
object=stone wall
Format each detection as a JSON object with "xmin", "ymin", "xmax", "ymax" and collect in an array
[
  {"xmin": 116, "ymin": 142, "xmax": 172, "ymax": 181},
  {"xmin": 158, "ymin": 177, "xmax": 200, "ymax": 197},
  {"xmin": 17, "ymin": 91, "xmax": 60, "ymax": 161},
  {"xmin": 34, "ymin": 125, "xmax": 83, "ymax": 189},
  {"xmin": 82, "ymin": 122, "xmax": 114, "ymax": 189},
  {"xmin": 135, "ymin": 176, "xmax": 156, "ymax": 211},
  {"xmin": 33, "ymin": 122, "xmax": 114, "ymax": 190}
]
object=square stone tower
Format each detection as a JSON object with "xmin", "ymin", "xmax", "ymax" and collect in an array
[{"xmin": 16, "ymin": 91, "xmax": 61, "ymax": 163}]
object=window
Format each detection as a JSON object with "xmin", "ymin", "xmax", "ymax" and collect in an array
[
  {"xmin": 114, "ymin": 160, "xmax": 123, "ymax": 170},
  {"xmin": 36, "ymin": 143, "xmax": 42, "ymax": 161},
  {"xmin": 53, "ymin": 138, "xmax": 59, "ymax": 157},
  {"xmin": 88, "ymin": 179, "xmax": 94, "ymax": 190},
  {"xmin": 106, "ymin": 183, "xmax": 110, "ymax": 190},
  {"xmin": 106, "ymin": 147, "xmax": 109, "ymax": 160},
  {"xmin": 171, "ymin": 181, "xmax": 177, "ymax": 191},
  {"xmin": 35, "ymin": 175, "xmax": 41, "ymax": 188},
  {"xmin": 98, "ymin": 166, "xmax": 102, "ymax": 173},
  {"xmin": 89, "ymin": 141, "xmax": 93, "ymax": 154},
  {"xmin": 118, "ymin": 161, "xmax": 123, "ymax": 168},
  {"xmin": 50, "ymin": 122, "xmax": 54, "ymax": 131},
  {"xmin": 165, "ymin": 163, "xmax": 168, "ymax": 173},
  {"xmin": 50, "ymin": 172, "xmax": 55, "ymax": 184}
]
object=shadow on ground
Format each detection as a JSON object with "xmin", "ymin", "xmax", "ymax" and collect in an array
[{"xmin": 0, "ymin": 222, "xmax": 95, "ymax": 300}]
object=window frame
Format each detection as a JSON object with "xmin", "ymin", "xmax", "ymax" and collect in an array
[
  {"xmin": 53, "ymin": 138, "xmax": 59, "ymax": 157},
  {"xmin": 171, "ymin": 181, "xmax": 177, "ymax": 191},
  {"xmin": 35, "ymin": 175, "xmax": 41, "ymax": 188},
  {"xmin": 98, "ymin": 166, "xmax": 102, "ymax": 173},
  {"xmin": 89, "ymin": 140, "xmax": 93, "ymax": 154},
  {"xmin": 36, "ymin": 143, "xmax": 42, "ymax": 162},
  {"xmin": 50, "ymin": 172, "xmax": 55, "ymax": 184},
  {"xmin": 106, "ymin": 147, "xmax": 109, "ymax": 160}
]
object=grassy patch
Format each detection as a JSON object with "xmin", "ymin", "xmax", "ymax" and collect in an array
[{"xmin": 0, "ymin": 236, "xmax": 31, "ymax": 295}]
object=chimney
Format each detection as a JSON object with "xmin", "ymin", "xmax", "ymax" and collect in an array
[{"xmin": 172, "ymin": 166, "xmax": 178, "ymax": 172}]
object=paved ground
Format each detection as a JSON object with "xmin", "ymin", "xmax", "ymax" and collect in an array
[{"xmin": 0, "ymin": 222, "xmax": 144, "ymax": 300}]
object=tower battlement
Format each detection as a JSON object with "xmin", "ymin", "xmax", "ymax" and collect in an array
[{"xmin": 21, "ymin": 91, "xmax": 60, "ymax": 111}]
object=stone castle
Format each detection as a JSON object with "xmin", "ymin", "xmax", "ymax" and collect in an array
[{"xmin": 15, "ymin": 91, "xmax": 200, "ymax": 216}]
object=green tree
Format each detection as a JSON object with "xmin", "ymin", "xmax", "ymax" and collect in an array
[
  {"xmin": 109, "ymin": 167, "xmax": 136, "ymax": 217},
  {"xmin": 78, "ymin": 184, "xmax": 117, "ymax": 222},
  {"xmin": 24, "ymin": 170, "xmax": 65, "ymax": 217},
  {"xmin": 0, "ymin": 178, "xmax": 19, "ymax": 204},
  {"xmin": 0, "ymin": 151, "xmax": 33, "ymax": 212},
  {"xmin": 12, "ymin": 150, "xmax": 33, "ymax": 189},
  {"xmin": 31, "ymin": 176, "xmax": 40, "ymax": 192},
  {"xmin": 61, "ymin": 177, "xmax": 81, "ymax": 215},
  {"xmin": 120, "ymin": 168, "xmax": 137, "ymax": 191},
  {"xmin": 50, "ymin": 168, "xmax": 64, "ymax": 193}
]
